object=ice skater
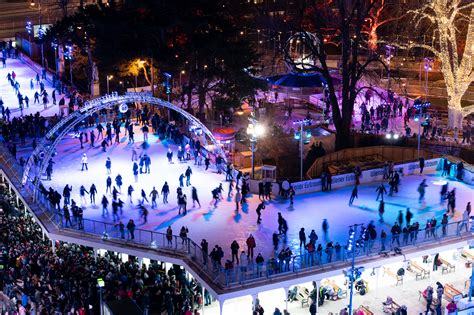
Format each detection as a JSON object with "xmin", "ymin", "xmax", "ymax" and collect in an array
[
  {"xmin": 105, "ymin": 157, "xmax": 112, "ymax": 174},
  {"xmin": 185, "ymin": 166, "xmax": 192, "ymax": 186},
  {"xmin": 79, "ymin": 185, "xmax": 89, "ymax": 204},
  {"xmin": 234, "ymin": 188, "xmax": 241, "ymax": 211},
  {"xmin": 150, "ymin": 187, "xmax": 159, "ymax": 208},
  {"xmin": 166, "ymin": 148, "xmax": 173, "ymax": 163},
  {"xmin": 256, "ymin": 201, "xmax": 265, "ymax": 224},
  {"xmin": 89, "ymin": 183, "xmax": 97, "ymax": 204},
  {"xmin": 139, "ymin": 205, "xmax": 148, "ymax": 223},
  {"xmin": 101, "ymin": 195, "xmax": 109, "ymax": 216},
  {"xmin": 140, "ymin": 189, "xmax": 149, "ymax": 205},
  {"xmin": 81, "ymin": 153, "xmax": 88, "ymax": 171},
  {"xmin": 376, "ymin": 183, "xmax": 387, "ymax": 201},
  {"xmin": 418, "ymin": 179, "xmax": 428, "ymax": 203},
  {"xmin": 127, "ymin": 185, "xmax": 134, "ymax": 203},
  {"xmin": 179, "ymin": 174, "xmax": 184, "ymax": 187},
  {"xmin": 115, "ymin": 174, "xmax": 123, "ymax": 192},
  {"xmin": 106, "ymin": 176, "xmax": 112, "ymax": 194},
  {"xmin": 349, "ymin": 185, "xmax": 358, "ymax": 206},
  {"xmin": 322, "ymin": 219, "xmax": 329, "ymax": 242},
  {"xmin": 161, "ymin": 182, "xmax": 169, "ymax": 204},
  {"xmin": 191, "ymin": 187, "xmax": 201, "ymax": 208}
]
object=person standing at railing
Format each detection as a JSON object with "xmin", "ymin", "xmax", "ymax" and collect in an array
[
  {"xmin": 231, "ymin": 240, "xmax": 240, "ymax": 264},
  {"xmin": 166, "ymin": 226, "xmax": 173, "ymax": 246},
  {"xmin": 62, "ymin": 184, "xmax": 72, "ymax": 205},
  {"xmin": 391, "ymin": 222, "xmax": 401, "ymax": 247},
  {"xmin": 246, "ymin": 234, "xmax": 256, "ymax": 259},
  {"xmin": 200, "ymin": 239, "xmax": 208, "ymax": 265},
  {"xmin": 180, "ymin": 226, "xmax": 189, "ymax": 247},
  {"xmin": 127, "ymin": 219, "xmax": 135, "ymax": 240},
  {"xmin": 63, "ymin": 204, "xmax": 72, "ymax": 227}
]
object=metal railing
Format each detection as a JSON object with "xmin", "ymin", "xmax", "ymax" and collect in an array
[{"xmin": 34, "ymin": 187, "xmax": 471, "ymax": 288}]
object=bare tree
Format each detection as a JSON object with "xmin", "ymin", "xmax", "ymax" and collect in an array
[{"xmin": 303, "ymin": 0, "xmax": 387, "ymax": 149}]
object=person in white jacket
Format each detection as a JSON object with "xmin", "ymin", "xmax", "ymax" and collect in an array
[{"xmin": 81, "ymin": 153, "xmax": 88, "ymax": 171}]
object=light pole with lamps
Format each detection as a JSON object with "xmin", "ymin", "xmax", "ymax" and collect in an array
[
  {"xmin": 385, "ymin": 44, "xmax": 394, "ymax": 90},
  {"xmin": 64, "ymin": 42, "xmax": 73, "ymax": 85},
  {"xmin": 106, "ymin": 75, "xmax": 113, "ymax": 94},
  {"xmin": 423, "ymin": 57, "xmax": 433, "ymax": 100},
  {"xmin": 247, "ymin": 111, "xmax": 264, "ymax": 179},
  {"xmin": 345, "ymin": 223, "xmax": 365, "ymax": 315},
  {"xmin": 97, "ymin": 277, "xmax": 105, "ymax": 315},
  {"xmin": 30, "ymin": 0, "xmax": 44, "ymax": 68},
  {"xmin": 293, "ymin": 119, "xmax": 312, "ymax": 181},
  {"xmin": 179, "ymin": 70, "xmax": 185, "ymax": 88}
]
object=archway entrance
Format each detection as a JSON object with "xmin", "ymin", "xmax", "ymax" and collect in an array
[{"xmin": 22, "ymin": 92, "xmax": 227, "ymax": 199}]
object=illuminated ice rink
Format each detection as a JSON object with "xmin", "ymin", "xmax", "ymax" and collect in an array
[{"xmin": 40, "ymin": 125, "xmax": 473, "ymax": 262}]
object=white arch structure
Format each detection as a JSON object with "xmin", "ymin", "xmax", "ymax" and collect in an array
[{"xmin": 22, "ymin": 92, "xmax": 227, "ymax": 199}]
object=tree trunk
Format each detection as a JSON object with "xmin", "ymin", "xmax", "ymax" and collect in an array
[
  {"xmin": 198, "ymin": 89, "xmax": 206, "ymax": 115},
  {"xmin": 448, "ymin": 107, "xmax": 463, "ymax": 130},
  {"xmin": 335, "ymin": 120, "xmax": 352, "ymax": 150},
  {"xmin": 447, "ymin": 94, "xmax": 464, "ymax": 129}
]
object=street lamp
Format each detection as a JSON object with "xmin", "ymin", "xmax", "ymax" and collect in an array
[
  {"xmin": 97, "ymin": 277, "xmax": 105, "ymax": 315},
  {"xmin": 247, "ymin": 112, "xmax": 265, "ymax": 179},
  {"xmin": 64, "ymin": 42, "xmax": 73, "ymax": 85},
  {"xmin": 30, "ymin": 0, "xmax": 44, "ymax": 68},
  {"xmin": 413, "ymin": 100, "xmax": 431, "ymax": 158},
  {"xmin": 293, "ymin": 119, "xmax": 312, "ymax": 181},
  {"xmin": 51, "ymin": 38, "xmax": 59, "ymax": 77},
  {"xmin": 179, "ymin": 70, "xmax": 185, "ymax": 88},
  {"xmin": 106, "ymin": 75, "xmax": 113, "ymax": 94},
  {"xmin": 423, "ymin": 57, "xmax": 433, "ymax": 100},
  {"xmin": 345, "ymin": 224, "xmax": 365, "ymax": 315},
  {"xmin": 385, "ymin": 45, "xmax": 394, "ymax": 90}
]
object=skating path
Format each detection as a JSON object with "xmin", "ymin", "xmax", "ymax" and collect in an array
[{"xmin": 0, "ymin": 57, "xmax": 61, "ymax": 118}]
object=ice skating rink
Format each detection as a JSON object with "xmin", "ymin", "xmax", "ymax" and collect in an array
[{"xmin": 42, "ymin": 126, "xmax": 473, "ymax": 261}]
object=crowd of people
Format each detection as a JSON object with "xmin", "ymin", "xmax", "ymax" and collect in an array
[{"xmin": 0, "ymin": 185, "xmax": 211, "ymax": 315}]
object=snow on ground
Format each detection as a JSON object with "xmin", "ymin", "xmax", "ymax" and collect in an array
[
  {"xmin": 0, "ymin": 57, "xmax": 60, "ymax": 118},
  {"xmin": 42, "ymin": 125, "xmax": 474, "ymax": 261}
]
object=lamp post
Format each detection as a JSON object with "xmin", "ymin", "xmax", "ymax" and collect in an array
[
  {"xmin": 293, "ymin": 119, "xmax": 312, "ymax": 181},
  {"xmin": 97, "ymin": 277, "xmax": 105, "ymax": 315},
  {"xmin": 414, "ymin": 100, "xmax": 431, "ymax": 158},
  {"xmin": 179, "ymin": 70, "xmax": 185, "ymax": 89},
  {"xmin": 64, "ymin": 42, "xmax": 73, "ymax": 85},
  {"xmin": 51, "ymin": 38, "xmax": 58, "ymax": 76},
  {"xmin": 30, "ymin": 0, "xmax": 44, "ymax": 68},
  {"xmin": 423, "ymin": 57, "xmax": 433, "ymax": 100},
  {"xmin": 385, "ymin": 45, "xmax": 394, "ymax": 90},
  {"xmin": 106, "ymin": 75, "xmax": 113, "ymax": 94},
  {"xmin": 247, "ymin": 111, "xmax": 264, "ymax": 179},
  {"xmin": 345, "ymin": 224, "xmax": 365, "ymax": 315}
]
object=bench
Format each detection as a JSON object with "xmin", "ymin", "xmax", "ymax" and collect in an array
[
  {"xmin": 411, "ymin": 261, "xmax": 430, "ymax": 279},
  {"xmin": 439, "ymin": 257, "xmax": 456, "ymax": 274},
  {"xmin": 461, "ymin": 249, "xmax": 474, "ymax": 262},
  {"xmin": 383, "ymin": 267, "xmax": 403, "ymax": 286},
  {"xmin": 357, "ymin": 306, "xmax": 374, "ymax": 315},
  {"xmin": 296, "ymin": 286, "xmax": 310, "ymax": 308},
  {"xmin": 444, "ymin": 284, "xmax": 462, "ymax": 302},
  {"xmin": 321, "ymin": 280, "xmax": 347, "ymax": 300},
  {"xmin": 383, "ymin": 300, "xmax": 401, "ymax": 313}
]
